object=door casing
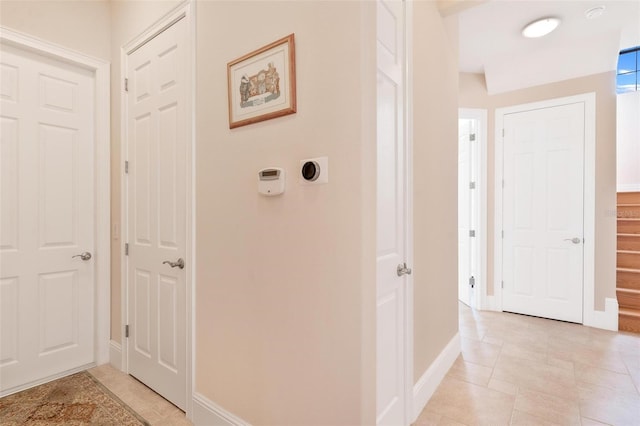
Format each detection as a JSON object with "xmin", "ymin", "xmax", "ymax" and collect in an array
[
  {"xmin": 494, "ymin": 93, "xmax": 596, "ymax": 324},
  {"xmin": 375, "ymin": 0, "xmax": 414, "ymax": 423},
  {"xmin": 119, "ymin": 0, "xmax": 195, "ymax": 417},
  {"xmin": 0, "ymin": 26, "xmax": 111, "ymax": 390}
]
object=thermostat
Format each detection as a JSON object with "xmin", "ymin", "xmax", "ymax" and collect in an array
[
  {"xmin": 258, "ymin": 168, "xmax": 285, "ymax": 196},
  {"xmin": 300, "ymin": 157, "xmax": 328, "ymax": 185}
]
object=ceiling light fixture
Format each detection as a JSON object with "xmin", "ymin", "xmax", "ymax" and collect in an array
[
  {"xmin": 522, "ymin": 17, "xmax": 561, "ymax": 38},
  {"xmin": 585, "ymin": 6, "xmax": 605, "ymax": 19}
]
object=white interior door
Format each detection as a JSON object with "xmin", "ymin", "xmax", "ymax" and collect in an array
[
  {"xmin": 125, "ymin": 17, "xmax": 187, "ymax": 410},
  {"xmin": 458, "ymin": 118, "xmax": 473, "ymax": 306},
  {"xmin": 376, "ymin": 1, "xmax": 409, "ymax": 424},
  {"xmin": 502, "ymin": 102, "xmax": 585, "ymax": 323},
  {"xmin": 0, "ymin": 42, "xmax": 95, "ymax": 393}
]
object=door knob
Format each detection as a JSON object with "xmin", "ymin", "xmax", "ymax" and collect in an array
[
  {"xmin": 72, "ymin": 252, "xmax": 92, "ymax": 261},
  {"xmin": 564, "ymin": 237, "xmax": 581, "ymax": 244},
  {"xmin": 162, "ymin": 258, "xmax": 185, "ymax": 269},
  {"xmin": 397, "ymin": 262, "xmax": 412, "ymax": 277}
]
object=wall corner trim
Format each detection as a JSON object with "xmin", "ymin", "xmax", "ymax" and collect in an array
[
  {"xmin": 411, "ymin": 333, "xmax": 461, "ymax": 422},
  {"xmin": 109, "ymin": 341, "xmax": 123, "ymax": 371},
  {"xmin": 192, "ymin": 392, "xmax": 250, "ymax": 426},
  {"xmin": 584, "ymin": 297, "xmax": 619, "ymax": 331}
]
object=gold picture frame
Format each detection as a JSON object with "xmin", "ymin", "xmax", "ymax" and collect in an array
[{"xmin": 227, "ymin": 34, "xmax": 297, "ymax": 129}]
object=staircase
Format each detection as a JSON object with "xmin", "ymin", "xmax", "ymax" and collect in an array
[{"xmin": 617, "ymin": 191, "xmax": 640, "ymax": 333}]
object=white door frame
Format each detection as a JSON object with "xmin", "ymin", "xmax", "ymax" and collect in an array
[
  {"xmin": 458, "ymin": 108, "xmax": 487, "ymax": 310},
  {"xmin": 404, "ymin": 1, "xmax": 414, "ymax": 421},
  {"xmin": 0, "ymin": 26, "xmax": 111, "ymax": 367},
  {"xmin": 494, "ymin": 93, "xmax": 597, "ymax": 325},
  {"xmin": 119, "ymin": 0, "xmax": 195, "ymax": 416}
]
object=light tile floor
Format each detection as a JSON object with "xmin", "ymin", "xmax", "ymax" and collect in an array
[
  {"xmin": 415, "ymin": 303, "xmax": 640, "ymax": 426},
  {"xmin": 89, "ymin": 364, "xmax": 192, "ymax": 426},
  {"xmin": 91, "ymin": 304, "xmax": 639, "ymax": 426}
]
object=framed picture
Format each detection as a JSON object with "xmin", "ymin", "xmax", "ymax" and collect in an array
[{"xmin": 227, "ymin": 34, "xmax": 297, "ymax": 129}]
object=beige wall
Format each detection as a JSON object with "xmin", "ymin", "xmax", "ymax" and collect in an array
[
  {"xmin": 195, "ymin": 1, "xmax": 376, "ymax": 423},
  {"xmin": 459, "ymin": 72, "xmax": 618, "ymax": 310},
  {"xmin": 0, "ymin": 0, "xmax": 111, "ymax": 61},
  {"xmin": 412, "ymin": 1, "xmax": 460, "ymax": 382}
]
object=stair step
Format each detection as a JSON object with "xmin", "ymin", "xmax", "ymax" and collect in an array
[
  {"xmin": 617, "ymin": 268, "xmax": 640, "ymax": 291},
  {"xmin": 617, "ymin": 250, "xmax": 640, "ymax": 269},
  {"xmin": 618, "ymin": 219, "xmax": 640, "ymax": 234},
  {"xmin": 617, "ymin": 288, "xmax": 640, "ymax": 310},
  {"xmin": 617, "ymin": 205, "xmax": 640, "ymax": 219},
  {"xmin": 617, "ymin": 234, "xmax": 640, "ymax": 251},
  {"xmin": 619, "ymin": 308, "xmax": 640, "ymax": 333},
  {"xmin": 617, "ymin": 191, "xmax": 640, "ymax": 205}
]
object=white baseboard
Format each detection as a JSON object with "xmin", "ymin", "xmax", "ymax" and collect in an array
[
  {"xmin": 584, "ymin": 297, "xmax": 619, "ymax": 331},
  {"xmin": 109, "ymin": 340, "xmax": 122, "ymax": 371},
  {"xmin": 412, "ymin": 333, "xmax": 460, "ymax": 422},
  {"xmin": 192, "ymin": 392, "xmax": 250, "ymax": 426},
  {"xmin": 482, "ymin": 295, "xmax": 618, "ymax": 332},
  {"xmin": 483, "ymin": 295, "xmax": 501, "ymax": 312},
  {"xmin": 617, "ymin": 184, "xmax": 640, "ymax": 192}
]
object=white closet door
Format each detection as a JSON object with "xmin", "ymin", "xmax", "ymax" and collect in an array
[
  {"xmin": 126, "ymin": 17, "xmax": 188, "ymax": 410},
  {"xmin": 502, "ymin": 102, "xmax": 585, "ymax": 323}
]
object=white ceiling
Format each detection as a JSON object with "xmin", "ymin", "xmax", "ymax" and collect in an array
[{"xmin": 447, "ymin": 0, "xmax": 640, "ymax": 94}]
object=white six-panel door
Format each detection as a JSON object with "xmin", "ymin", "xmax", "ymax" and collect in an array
[
  {"xmin": 376, "ymin": 0, "xmax": 409, "ymax": 424},
  {"xmin": 502, "ymin": 102, "xmax": 585, "ymax": 323},
  {"xmin": 0, "ymin": 43, "xmax": 95, "ymax": 392},
  {"xmin": 125, "ymin": 17, "xmax": 187, "ymax": 410}
]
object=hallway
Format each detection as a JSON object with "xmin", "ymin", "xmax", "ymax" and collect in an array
[
  {"xmin": 88, "ymin": 303, "xmax": 640, "ymax": 425},
  {"xmin": 416, "ymin": 304, "xmax": 640, "ymax": 425}
]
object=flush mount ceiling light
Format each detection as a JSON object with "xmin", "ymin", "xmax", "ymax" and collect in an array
[
  {"xmin": 585, "ymin": 6, "xmax": 606, "ymax": 19},
  {"xmin": 522, "ymin": 17, "xmax": 561, "ymax": 38}
]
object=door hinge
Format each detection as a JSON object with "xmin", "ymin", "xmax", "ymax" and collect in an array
[
  {"xmin": 125, "ymin": 324, "xmax": 129, "ymax": 338},
  {"xmin": 469, "ymin": 275, "xmax": 475, "ymax": 288},
  {"xmin": 469, "ymin": 230, "xmax": 476, "ymax": 237},
  {"xmin": 125, "ymin": 243, "xmax": 129, "ymax": 256},
  {"xmin": 124, "ymin": 78, "xmax": 129, "ymax": 92},
  {"xmin": 502, "ymin": 179, "xmax": 505, "ymax": 188},
  {"xmin": 125, "ymin": 160, "xmax": 129, "ymax": 174},
  {"xmin": 470, "ymin": 133, "xmax": 476, "ymax": 141},
  {"xmin": 501, "ymin": 230, "xmax": 504, "ymax": 238},
  {"xmin": 502, "ymin": 128, "xmax": 505, "ymax": 137},
  {"xmin": 469, "ymin": 181, "xmax": 476, "ymax": 189},
  {"xmin": 501, "ymin": 281, "xmax": 504, "ymax": 289}
]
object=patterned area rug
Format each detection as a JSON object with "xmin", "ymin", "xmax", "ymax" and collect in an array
[{"xmin": 0, "ymin": 371, "xmax": 149, "ymax": 425}]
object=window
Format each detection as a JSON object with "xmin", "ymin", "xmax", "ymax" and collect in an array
[{"xmin": 617, "ymin": 47, "xmax": 639, "ymax": 94}]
